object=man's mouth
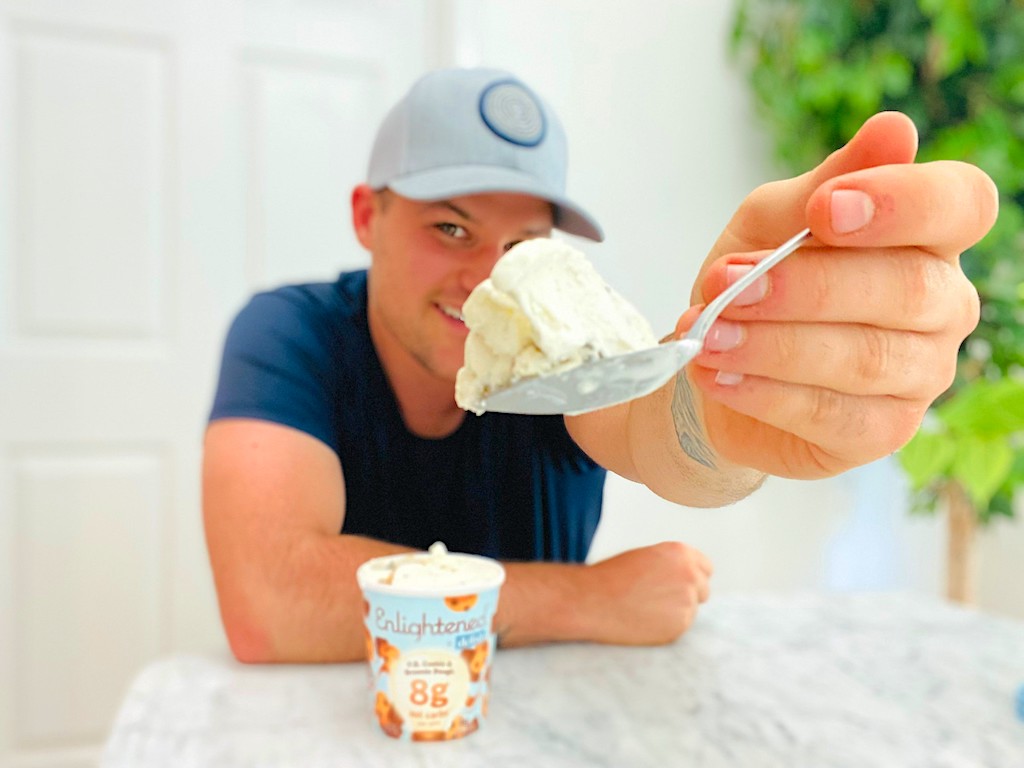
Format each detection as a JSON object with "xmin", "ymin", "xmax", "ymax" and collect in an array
[{"xmin": 438, "ymin": 303, "xmax": 465, "ymax": 324}]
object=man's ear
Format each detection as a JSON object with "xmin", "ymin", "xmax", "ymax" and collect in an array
[{"xmin": 351, "ymin": 184, "xmax": 377, "ymax": 250}]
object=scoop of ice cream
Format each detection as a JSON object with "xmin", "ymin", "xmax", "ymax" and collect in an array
[
  {"xmin": 455, "ymin": 238, "xmax": 658, "ymax": 414},
  {"xmin": 357, "ymin": 542, "xmax": 505, "ymax": 592}
]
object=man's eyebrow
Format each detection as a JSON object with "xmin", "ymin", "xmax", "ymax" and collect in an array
[
  {"xmin": 427, "ymin": 200, "xmax": 474, "ymax": 221},
  {"xmin": 426, "ymin": 201, "xmax": 552, "ymax": 235}
]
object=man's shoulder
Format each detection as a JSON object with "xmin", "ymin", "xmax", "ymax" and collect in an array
[
  {"xmin": 222, "ymin": 269, "xmax": 370, "ymax": 368},
  {"xmin": 225, "ymin": 271, "xmax": 367, "ymax": 348},
  {"xmin": 210, "ymin": 270, "xmax": 371, "ymax": 447},
  {"xmin": 243, "ymin": 270, "xmax": 367, "ymax": 324}
]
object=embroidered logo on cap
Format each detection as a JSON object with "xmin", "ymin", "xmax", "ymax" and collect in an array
[{"xmin": 478, "ymin": 80, "xmax": 546, "ymax": 147}]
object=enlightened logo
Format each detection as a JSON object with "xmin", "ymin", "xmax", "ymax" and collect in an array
[
  {"xmin": 478, "ymin": 80, "xmax": 546, "ymax": 147},
  {"xmin": 374, "ymin": 606, "xmax": 488, "ymax": 641}
]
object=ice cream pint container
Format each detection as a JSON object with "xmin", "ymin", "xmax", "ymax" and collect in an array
[{"xmin": 356, "ymin": 542, "xmax": 506, "ymax": 741}]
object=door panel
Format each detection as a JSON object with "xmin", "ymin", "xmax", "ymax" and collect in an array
[{"xmin": 0, "ymin": 1, "xmax": 434, "ymax": 764}]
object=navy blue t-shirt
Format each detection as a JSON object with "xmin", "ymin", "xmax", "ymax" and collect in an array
[{"xmin": 209, "ymin": 270, "xmax": 606, "ymax": 563}]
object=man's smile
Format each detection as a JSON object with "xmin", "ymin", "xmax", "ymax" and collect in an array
[{"xmin": 436, "ymin": 302, "xmax": 466, "ymax": 325}]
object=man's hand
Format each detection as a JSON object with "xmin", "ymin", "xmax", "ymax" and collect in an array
[
  {"xmin": 580, "ymin": 542, "xmax": 712, "ymax": 645},
  {"xmin": 676, "ymin": 111, "xmax": 997, "ymax": 479}
]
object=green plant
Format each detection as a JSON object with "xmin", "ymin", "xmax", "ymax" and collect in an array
[
  {"xmin": 901, "ymin": 378, "xmax": 1024, "ymax": 521},
  {"xmin": 730, "ymin": 0, "xmax": 1024, "ymax": 523}
]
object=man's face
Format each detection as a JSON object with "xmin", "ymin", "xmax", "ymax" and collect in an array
[{"xmin": 360, "ymin": 189, "xmax": 554, "ymax": 384}]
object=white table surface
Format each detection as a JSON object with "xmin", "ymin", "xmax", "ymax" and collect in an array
[{"xmin": 101, "ymin": 593, "xmax": 1024, "ymax": 768}]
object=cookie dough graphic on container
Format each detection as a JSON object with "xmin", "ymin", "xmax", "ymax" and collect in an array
[
  {"xmin": 357, "ymin": 542, "xmax": 506, "ymax": 741},
  {"xmin": 444, "ymin": 594, "xmax": 479, "ymax": 612}
]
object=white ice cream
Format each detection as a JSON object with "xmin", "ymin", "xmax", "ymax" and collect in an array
[
  {"xmin": 455, "ymin": 238, "xmax": 658, "ymax": 414},
  {"xmin": 357, "ymin": 542, "xmax": 505, "ymax": 591}
]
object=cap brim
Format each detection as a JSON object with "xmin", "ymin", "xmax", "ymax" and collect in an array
[{"xmin": 387, "ymin": 165, "xmax": 604, "ymax": 242}]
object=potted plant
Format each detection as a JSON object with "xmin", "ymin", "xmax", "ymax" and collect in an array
[{"xmin": 730, "ymin": 0, "xmax": 1024, "ymax": 602}]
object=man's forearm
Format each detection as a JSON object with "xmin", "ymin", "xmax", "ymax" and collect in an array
[
  {"xmin": 216, "ymin": 533, "xmax": 409, "ymax": 663},
  {"xmin": 623, "ymin": 370, "xmax": 766, "ymax": 508},
  {"xmin": 493, "ymin": 561, "xmax": 590, "ymax": 647},
  {"xmin": 566, "ymin": 366, "xmax": 765, "ymax": 509},
  {"xmin": 666, "ymin": 370, "xmax": 766, "ymax": 503},
  {"xmin": 218, "ymin": 533, "xmax": 597, "ymax": 664}
]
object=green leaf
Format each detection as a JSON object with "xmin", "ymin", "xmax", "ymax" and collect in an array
[
  {"xmin": 917, "ymin": 0, "xmax": 946, "ymax": 19},
  {"xmin": 1001, "ymin": 447, "xmax": 1024, "ymax": 491},
  {"xmin": 875, "ymin": 49, "xmax": 914, "ymax": 96},
  {"xmin": 950, "ymin": 436, "xmax": 1015, "ymax": 509},
  {"xmin": 898, "ymin": 430, "xmax": 956, "ymax": 489},
  {"xmin": 937, "ymin": 378, "xmax": 1024, "ymax": 435}
]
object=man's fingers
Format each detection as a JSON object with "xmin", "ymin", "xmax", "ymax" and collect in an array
[
  {"xmin": 682, "ymin": 110, "xmax": 997, "ymax": 483},
  {"xmin": 807, "ymin": 111, "xmax": 920, "ymax": 183},
  {"xmin": 697, "ymin": 577, "xmax": 710, "ymax": 604},
  {"xmin": 723, "ymin": 112, "xmax": 919, "ymax": 250},
  {"xmin": 682, "ymin": 547, "xmax": 711, "ymax": 603},
  {"xmin": 806, "ymin": 160, "xmax": 1000, "ymax": 256},
  {"xmin": 718, "ymin": 111, "xmax": 999, "ymax": 260},
  {"xmin": 697, "ymin": 246, "xmax": 981, "ymax": 334},
  {"xmin": 693, "ymin": 548, "xmax": 713, "ymax": 579},
  {"xmin": 688, "ymin": 369, "xmax": 927, "ymax": 477},
  {"xmin": 693, "ymin": 321, "xmax": 952, "ymax": 399}
]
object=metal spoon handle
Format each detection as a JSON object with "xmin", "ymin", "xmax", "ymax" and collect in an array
[{"xmin": 684, "ymin": 228, "xmax": 812, "ymax": 345}]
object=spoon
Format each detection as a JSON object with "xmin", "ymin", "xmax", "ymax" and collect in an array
[{"xmin": 478, "ymin": 227, "xmax": 812, "ymax": 415}]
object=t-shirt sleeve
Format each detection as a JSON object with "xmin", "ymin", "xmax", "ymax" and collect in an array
[
  {"xmin": 208, "ymin": 289, "xmax": 339, "ymax": 453},
  {"xmin": 544, "ymin": 415, "xmax": 604, "ymax": 474}
]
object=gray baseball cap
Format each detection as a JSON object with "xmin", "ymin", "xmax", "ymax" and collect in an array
[{"xmin": 367, "ymin": 67, "xmax": 604, "ymax": 242}]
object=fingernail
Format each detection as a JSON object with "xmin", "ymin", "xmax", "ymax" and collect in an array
[
  {"xmin": 715, "ymin": 371, "xmax": 744, "ymax": 386},
  {"xmin": 704, "ymin": 320, "xmax": 743, "ymax": 352},
  {"xmin": 726, "ymin": 264, "xmax": 769, "ymax": 306},
  {"xmin": 831, "ymin": 189, "xmax": 875, "ymax": 234}
]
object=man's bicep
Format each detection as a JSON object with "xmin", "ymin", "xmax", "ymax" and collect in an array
[
  {"xmin": 202, "ymin": 418, "xmax": 346, "ymax": 660},
  {"xmin": 203, "ymin": 418, "xmax": 346, "ymax": 576}
]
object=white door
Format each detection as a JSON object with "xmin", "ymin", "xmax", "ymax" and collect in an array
[{"xmin": 0, "ymin": 1, "xmax": 437, "ymax": 764}]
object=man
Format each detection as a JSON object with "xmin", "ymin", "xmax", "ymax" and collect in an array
[{"xmin": 203, "ymin": 67, "xmax": 996, "ymax": 663}]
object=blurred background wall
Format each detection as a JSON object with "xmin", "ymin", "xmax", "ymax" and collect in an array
[{"xmin": 0, "ymin": 1, "xmax": 1020, "ymax": 766}]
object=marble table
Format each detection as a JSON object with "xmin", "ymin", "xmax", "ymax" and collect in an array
[{"xmin": 101, "ymin": 593, "xmax": 1024, "ymax": 767}]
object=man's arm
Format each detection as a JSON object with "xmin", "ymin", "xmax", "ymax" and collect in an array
[
  {"xmin": 567, "ymin": 112, "xmax": 996, "ymax": 504},
  {"xmin": 203, "ymin": 418, "xmax": 710, "ymax": 663},
  {"xmin": 565, "ymin": 372, "xmax": 765, "ymax": 508}
]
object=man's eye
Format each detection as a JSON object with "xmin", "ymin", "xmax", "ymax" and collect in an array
[
  {"xmin": 503, "ymin": 240, "xmax": 522, "ymax": 253},
  {"xmin": 436, "ymin": 222, "xmax": 467, "ymax": 238}
]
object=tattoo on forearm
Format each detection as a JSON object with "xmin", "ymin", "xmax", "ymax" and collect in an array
[{"xmin": 671, "ymin": 372, "xmax": 717, "ymax": 469}]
